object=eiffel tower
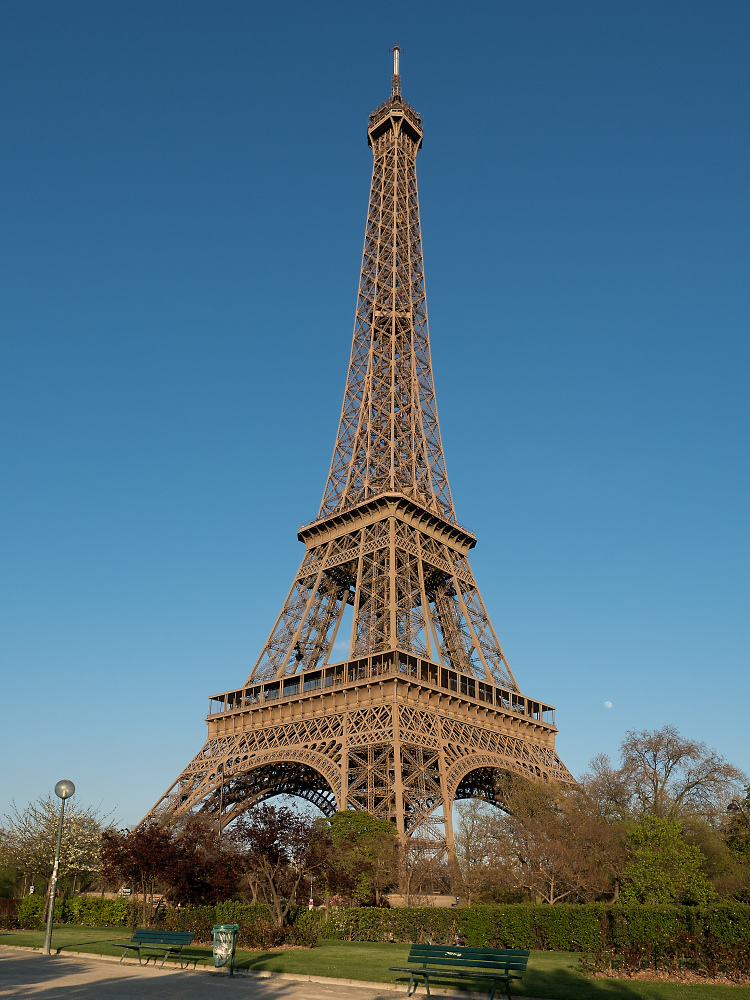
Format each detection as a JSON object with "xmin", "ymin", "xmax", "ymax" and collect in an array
[{"xmin": 142, "ymin": 50, "xmax": 572, "ymax": 854}]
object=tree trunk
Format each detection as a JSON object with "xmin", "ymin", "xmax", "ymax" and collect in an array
[{"xmin": 270, "ymin": 889, "xmax": 283, "ymax": 928}]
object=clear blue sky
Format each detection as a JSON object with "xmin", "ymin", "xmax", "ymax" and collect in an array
[{"xmin": 1, "ymin": 1, "xmax": 748, "ymax": 827}]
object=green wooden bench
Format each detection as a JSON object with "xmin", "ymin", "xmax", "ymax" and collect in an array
[
  {"xmin": 389, "ymin": 943, "xmax": 530, "ymax": 999},
  {"xmin": 112, "ymin": 929, "xmax": 195, "ymax": 968}
]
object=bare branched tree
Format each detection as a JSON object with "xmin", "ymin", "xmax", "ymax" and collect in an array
[
  {"xmin": 454, "ymin": 800, "xmax": 499, "ymax": 903},
  {"xmin": 485, "ymin": 776, "xmax": 627, "ymax": 904},
  {"xmin": 582, "ymin": 726, "xmax": 746, "ymax": 824}
]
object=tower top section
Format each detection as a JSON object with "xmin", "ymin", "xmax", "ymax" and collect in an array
[
  {"xmin": 317, "ymin": 51, "xmax": 452, "ymax": 527},
  {"xmin": 368, "ymin": 48, "xmax": 423, "ymax": 150}
]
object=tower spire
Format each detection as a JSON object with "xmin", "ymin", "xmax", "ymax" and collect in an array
[
  {"xmin": 320, "ymin": 57, "xmax": 448, "ymax": 526},
  {"xmin": 391, "ymin": 44, "xmax": 401, "ymax": 96}
]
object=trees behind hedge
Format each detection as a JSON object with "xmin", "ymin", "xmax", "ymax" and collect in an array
[
  {"xmin": 455, "ymin": 777, "xmax": 627, "ymax": 905},
  {"xmin": 619, "ymin": 816, "xmax": 717, "ymax": 905},
  {"xmin": 453, "ymin": 726, "xmax": 748, "ymax": 906},
  {"xmin": 100, "ymin": 823, "xmax": 178, "ymax": 926},
  {"xmin": 100, "ymin": 817, "xmax": 243, "ymax": 924},
  {"xmin": 229, "ymin": 804, "xmax": 328, "ymax": 927},
  {"xmin": 319, "ymin": 810, "xmax": 397, "ymax": 905},
  {"xmin": 581, "ymin": 725, "xmax": 745, "ymax": 825},
  {"xmin": 99, "ymin": 805, "xmax": 400, "ymax": 927}
]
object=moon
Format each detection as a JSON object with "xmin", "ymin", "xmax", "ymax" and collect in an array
[{"xmin": 604, "ymin": 701, "xmax": 613, "ymax": 708}]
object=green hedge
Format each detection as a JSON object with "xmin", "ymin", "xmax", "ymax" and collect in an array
[
  {"xmin": 10, "ymin": 898, "xmax": 750, "ymax": 958},
  {"xmin": 16, "ymin": 895, "xmax": 134, "ymax": 929},
  {"xmin": 163, "ymin": 902, "xmax": 750, "ymax": 952},
  {"xmin": 312, "ymin": 902, "xmax": 750, "ymax": 951}
]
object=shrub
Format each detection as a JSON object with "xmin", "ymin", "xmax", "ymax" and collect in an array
[
  {"xmin": 0, "ymin": 899, "xmax": 19, "ymax": 930},
  {"xmin": 620, "ymin": 817, "xmax": 716, "ymax": 905},
  {"xmin": 17, "ymin": 895, "xmax": 43, "ymax": 929},
  {"xmin": 15, "ymin": 894, "xmax": 135, "ymax": 930}
]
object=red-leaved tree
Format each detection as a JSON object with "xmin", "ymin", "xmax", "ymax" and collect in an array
[{"xmin": 230, "ymin": 804, "xmax": 327, "ymax": 927}]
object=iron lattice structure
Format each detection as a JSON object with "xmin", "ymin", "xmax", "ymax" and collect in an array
[{"xmin": 142, "ymin": 54, "xmax": 572, "ymax": 853}]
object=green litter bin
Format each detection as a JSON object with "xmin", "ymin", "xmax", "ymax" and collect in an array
[{"xmin": 212, "ymin": 923, "xmax": 239, "ymax": 975}]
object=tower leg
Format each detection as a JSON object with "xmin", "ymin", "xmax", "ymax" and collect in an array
[
  {"xmin": 393, "ymin": 704, "xmax": 406, "ymax": 839},
  {"xmin": 339, "ymin": 718, "xmax": 349, "ymax": 812},
  {"xmin": 439, "ymin": 748, "xmax": 460, "ymax": 892}
]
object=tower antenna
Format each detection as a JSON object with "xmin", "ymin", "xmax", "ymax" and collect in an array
[{"xmin": 390, "ymin": 44, "xmax": 402, "ymax": 96}]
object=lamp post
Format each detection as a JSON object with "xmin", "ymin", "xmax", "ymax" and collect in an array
[{"xmin": 42, "ymin": 780, "xmax": 75, "ymax": 956}]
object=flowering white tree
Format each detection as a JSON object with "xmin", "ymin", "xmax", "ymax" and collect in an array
[{"xmin": 0, "ymin": 796, "xmax": 111, "ymax": 901}]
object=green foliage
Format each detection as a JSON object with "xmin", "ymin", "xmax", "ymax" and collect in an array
[
  {"xmin": 316, "ymin": 903, "xmax": 611, "ymax": 949},
  {"xmin": 724, "ymin": 788, "xmax": 750, "ymax": 856},
  {"xmin": 322, "ymin": 902, "xmax": 750, "ymax": 959},
  {"xmin": 17, "ymin": 895, "xmax": 43, "ymax": 929},
  {"xmin": 16, "ymin": 893, "xmax": 134, "ymax": 930},
  {"xmin": 152, "ymin": 900, "xmax": 750, "ymax": 955},
  {"xmin": 581, "ymin": 920, "xmax": 750, "ymax": 980},
  {"xmin": 319, "ymin": 810, "xmax": 397, "ymax": 904},
  {"xmin": 620, "ymin": 816, "xmax": 716, "ymax": 905},
  {"xmin": 325, "ymin": 811, "xmax": 396, "ymax": 841},
  {"xmin": 0, "ymin": 866, "xmax": 18, "ymax": 899}
]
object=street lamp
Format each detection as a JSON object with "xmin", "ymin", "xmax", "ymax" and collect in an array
[{"xmin": 42, "ymin": 780, "xmax": 75, "ymax": 956}]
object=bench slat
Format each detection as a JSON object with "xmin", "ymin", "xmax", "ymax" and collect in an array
[
  {"xmin": 130, "ymin": 931, "xmax": 193, "ymax": 943},
  {"xmin": 409, "ymin": 947, "xmax": 529, "ymax": 955},
  {"xmin": 408, "ymin": 952, "xmax": 527, "ymax": 961},
  {"xmin": 407, "ymin": 956, "xmax": 527, "ymax": 971}
]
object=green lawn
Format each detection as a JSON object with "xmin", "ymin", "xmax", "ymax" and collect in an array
[{"xmin": 1, "ymin": 927, "xmax": 749, "ymax": 1000}]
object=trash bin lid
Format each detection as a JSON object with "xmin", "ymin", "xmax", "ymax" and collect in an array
[{"xmin": 212, "ymin": 924, "xmax": 239, "ymax": 932}]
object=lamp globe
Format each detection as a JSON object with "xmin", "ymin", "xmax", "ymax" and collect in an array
[{"xmin": 54, "ymin": 780, "xmax": 75, "ymax": 800}]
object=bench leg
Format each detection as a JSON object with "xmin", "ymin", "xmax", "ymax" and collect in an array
[{"xmin": 423, "ymin": 973, "xmax": 431, "ymax": 997}]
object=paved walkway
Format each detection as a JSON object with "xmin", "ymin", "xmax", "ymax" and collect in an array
[{"xmin": 0, "ymin": 946, "xmax": 424, "ymax": 1000}]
